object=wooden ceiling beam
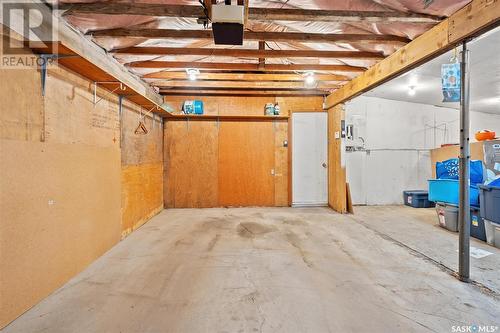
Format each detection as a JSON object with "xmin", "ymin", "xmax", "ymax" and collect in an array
[
  {"xmin": 93, "ymin": 29, "xmax": 410, "ymax": 44},
  {"xmin": 151, "ymin": 80, "xmax": 341, "ymax": 89},
  {"xmin": 116, "ymin": 47, "xmax": 384, "ymax": 60},
  {"xmin": 9, "ymin": 2, "xmax": 165, "ymax": 109},
  {"xmin": 324, "ymin": 0, "xmax": 500, "ymax": 109},
  {"xmin": 127, "ymin": 61, "xmax": 366, "ymax": 73},
  {"xmin": 160, "ymin": 89, "xmax": 327, "ymax": 96},
  {"xmin": 143, "ymin": 71, "xmax": 350, "ymax": 81},
  {"xmin": 58, "ymin": 3, "xmax": 441, "ymax": 23}
]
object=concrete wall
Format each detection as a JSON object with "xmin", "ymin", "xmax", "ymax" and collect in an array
[
  {"xmin": 345, "ymin": 96, "xmax": 500, "ymax": 205},
  {"xmin": 0, "ymin": 53, "xmax": 163, "ymax": 327}
]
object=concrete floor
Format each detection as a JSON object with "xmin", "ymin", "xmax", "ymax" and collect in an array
[{"xmin": 4, "ymin": 207, "xmax": 500, "ymax": 333}]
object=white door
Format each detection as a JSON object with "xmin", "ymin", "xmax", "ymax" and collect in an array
[{"xmin": 292, "ymin": 112, "xmax": 328, "ymax": 206}]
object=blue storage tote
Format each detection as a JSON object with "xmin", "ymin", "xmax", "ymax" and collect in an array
[
  {"xmin": 403, "ymin": 190, "xmax": 435, "ymax": 208},
  {"xmin": 479, "ymin": 185, "xmax": 500, "ymax": 224},
  {"xmin": 470, "ymin": 207, "xmax": 487, "ymax": 242},
  {"xmin": 428, "ymin": 179, "xmax": 480, "ymax": 206}
]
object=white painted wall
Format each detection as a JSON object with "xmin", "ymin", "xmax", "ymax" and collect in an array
[{"xmin": 345, "ymin": 96, "xmax": 500, "ymax": 205}]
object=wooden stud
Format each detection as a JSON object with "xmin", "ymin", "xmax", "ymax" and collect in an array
[
  {"xmin": 59, "ymin": 3, "xmax": 441, "ymax": 23},
  {"xmin": 153, "ymin": 80, "xmax": 341, "ymax": 89},
  {"xmin": 115, "ymin": 47, "xmax": 384, "ymax": 60},
  {"xmin": 95, "ymin": 29, "xmax": 410, "ymax": 45},
  {"xmin": 159, "ymin": 89, "xmax": 327, "ymax": 96},
  {"xmin": 128, "ymin": 61, "xmax": 366, "ymax": 73},
  {"xmin": 144, "ymin": 72, "xmax": 349, "ymax": 81}
]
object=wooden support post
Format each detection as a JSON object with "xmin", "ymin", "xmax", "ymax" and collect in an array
[{"xmin": 328, "ymin": 104, "xmax": 347, "ymax": 213}]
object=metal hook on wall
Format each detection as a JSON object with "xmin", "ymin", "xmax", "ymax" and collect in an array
[{"xmin": 93, "ymin": 82, "xmax": 126, "ymax": 106}]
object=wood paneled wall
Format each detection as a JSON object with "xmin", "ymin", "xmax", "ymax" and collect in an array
[
  {"xmin": 121, "ymin": 102, "xmax": 163, "ymax": 238},
  {"xmin": 0, "ymin": 47, "xmax": 163, "ymax": 327},
  {"xmin": 163, "ymin": 96, "xmax": 325, "ymax": 208},
  {"xmin": 218, "ymin": 121, "xmax": 276, "ymax": 206}
]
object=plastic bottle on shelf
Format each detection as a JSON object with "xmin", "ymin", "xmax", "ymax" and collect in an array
[{"xmin": 274, "ymin": 103, "xmax": 280, "ymax": 115}]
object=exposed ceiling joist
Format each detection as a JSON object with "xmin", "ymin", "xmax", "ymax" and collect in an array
[
  {"xmin": 58, "ymin": 3, "xmax": 441, "ymax": 23},
  {"xmin": 10, "ymin": 2, "xmax": 165, "ymax": 108},
  {"xmin": 324, "ymin": 0, "xmax": 500, "ymax": 109},
  {"xmin": 151, "ymin": 80, "xmax": 340, "ymax": 89},
  {"xmin": 115, "ymin": 47, "xmax": 384, "ymax": 60},
  {"xmin": 127, "ymin": 61, "xmax": 366, "ymax": 73},
  {"xmin": 93, "ymin": 29, "xmax": 410, "ymax": 44},
  {"xmin": 143, "ymin": 72, "xmax": 350, "ymax": 81},
  {"xmin": 160, "ymin": 89, "xmax": 327, "ymax": 96}
]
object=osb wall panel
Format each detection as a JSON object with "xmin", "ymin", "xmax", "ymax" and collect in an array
[
  {"xmin": 43, "ymin": 67, "xmax": 121, "ymax": 148},
  {"xmin": 0, "ymin": 36, "xmax": 43, "ymax": 142},
  {"xmin": 164, "ymin": 121, "xmax": 219, "ymax": 208},
  {"xmin": 0, "ymin": 139, "xmax": 121, "ymax": 329},
  {"xmin": 164, "ymin": 119, "xmax": 288, "ymax": 208},
  {"xmin": 218, "ymin": 121, "xmax": 276, "ymax": 207},
  {"xmin": 121, "ymin": 163, "xmax": 163, "ymax": 237},
  {"xmin": 163, "ymin": 96, "xmax": 324, "ymax": 208},
  {"xmin": 120, "ymin": 102, "xmax": 164, "ymax": 236},
  {"xmin": 0, "ymin": 49, "xmax": 160, "ymax": 327},
  {"xmin": 121, "ymin": 103, "xmax": 163, "ymax": 166}
]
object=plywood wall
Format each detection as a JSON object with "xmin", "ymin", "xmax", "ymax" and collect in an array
[
  {"xmin": 0, "ymin": 49, "xmax": 163, "ymax": 327},
  {"xmin": 121, "ymin": 102, "xmax": 163, "ymax": 238},
  {"xmin": 164, "ymin": 121, "xmax": 219, "ymax": 208},
  {"xmin": 163, "ymin": 96, "xmax": 324, "ymax": 208},
  {"xmin": 218, "ymin": 121, "xmax": 276, "ymax": 206}
]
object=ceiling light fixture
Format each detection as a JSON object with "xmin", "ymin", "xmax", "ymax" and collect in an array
[
  {"xmin": 304, "ymin": 72, "xmax": 316, "ymax": 87},
  {"xmin": 186, "ymin": 68, "xmax": 200, "ymax": 81}
]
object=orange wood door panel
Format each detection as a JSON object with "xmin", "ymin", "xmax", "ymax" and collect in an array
[
  {"xmin": 164, "ymin": 121, "xmax": 218, "ymax": 208},
  {"xmin": 218, "ymin": 121, "xmax": 275, "ymax": 207}
]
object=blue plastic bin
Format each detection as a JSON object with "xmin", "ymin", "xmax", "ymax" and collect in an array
[
  {"xmin": 403, "ymin": 190, "xmax": 435, "ymax": 208},
  {"xmin": 470, "ymin": 207, "xmax": 487, "ymax": 242},
  {"xmin": 428, "ymin": 179, "xmax": 480, "ymax": 206},
  {"xmin": 182, "ymin": 100, "xmax": 204, "ymax": 114},
  {"xmin": 479, "ymin": 185, "xmax": 500, "ymax": 224}
]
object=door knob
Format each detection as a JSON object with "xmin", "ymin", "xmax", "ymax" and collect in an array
[{"xmin": 322, "ymin": 163, "xmax": 327, "ymax": 168}]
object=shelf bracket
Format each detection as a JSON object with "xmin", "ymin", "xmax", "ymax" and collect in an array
[
  {"xmin": 119, "ymin": 96, "xmax": 124, "ymax": 148},
  {"xmin": 39, "ymin": 54, "xmax": 79, "ymax": 97}
]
